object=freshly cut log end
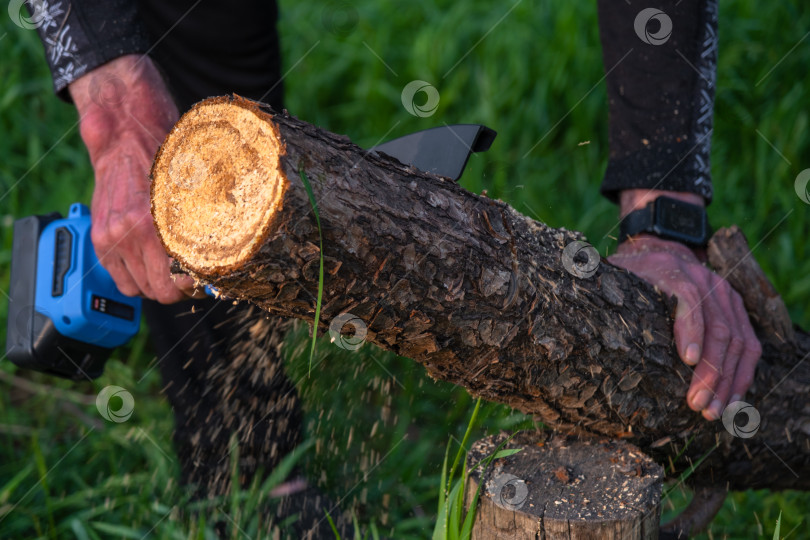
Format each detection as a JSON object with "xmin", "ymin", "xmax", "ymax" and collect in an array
[{"xmin": 151, "ymin": 96, "xmax": 288, "ymax": 275}]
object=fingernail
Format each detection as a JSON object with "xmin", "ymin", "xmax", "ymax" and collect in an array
[
  {"xmin": 729, "ymin": 394, "xmax": 742, "ymax": 405},
  {"xmin": 684, "ymin": 343, "xmax": 701, "ymax": 366},
  {"xmin": 691, "ymin": 389, "xmax": 713, "ymax": 410},
  {"xmin": 705, "ymin": 399, "xmax": 723, "ymax": 420}
]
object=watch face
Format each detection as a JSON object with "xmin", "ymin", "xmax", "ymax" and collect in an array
[{"xmin": 654, "ymin": 197, "xmax": 706, "ymax": 244}]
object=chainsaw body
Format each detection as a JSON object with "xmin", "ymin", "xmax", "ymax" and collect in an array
[{"xmin": 5, "ymin": 203, "xmax": 141, "ymax": 380}]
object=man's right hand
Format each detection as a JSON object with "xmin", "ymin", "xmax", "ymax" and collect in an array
[{"xmin": 69, "ymin": 55, "xmax": 196, "ymax": 303}]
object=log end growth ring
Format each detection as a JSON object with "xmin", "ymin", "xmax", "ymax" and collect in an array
[{"xmin": 151, "ymin": 96, "xmax": 287, "ymax": 275}]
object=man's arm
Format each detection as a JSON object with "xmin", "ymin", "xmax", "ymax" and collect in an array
[
  {"xmin": 596, "ymin": 0, "xmax": 762, "ymax": 420},
  {"xmin": 69, "ymin": 54, "xmax": 194, "ymax": 303},
  {"xmin": 28, "ymin": 1, "xmax": 193, "ymax": 302}
]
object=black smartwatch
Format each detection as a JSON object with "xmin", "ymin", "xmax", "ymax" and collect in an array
[{"xmin": 618, "ymin": 196, "xmax": 711, "ymax": 248}]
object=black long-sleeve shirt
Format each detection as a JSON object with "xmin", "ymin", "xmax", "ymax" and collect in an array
[
  {"xmin": 27, "ymin": 0, "xmax": 284, "ymax": 111},
  {"xmin": 28, "ymin": 0, "xmax": 716, "ymax": 204}
]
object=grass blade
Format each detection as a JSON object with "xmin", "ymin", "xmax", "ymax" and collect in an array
[
  {"xmin": 447, "ymin": 399, "xmax": 482, "ymax": 490},
  {"xmin": 325, "ymin": 510, "xmax": 341, "ymax": 539},
  {"xmin": 89, "ymin": 522, "xmax": 144, "ymax": 538},
  {"xmin": 663, "ymin": 442, "xmax": 719, "ymax": 499},
  {"xmin": 299, "ymin": 169, "xmax": 325, "ymax": 376},
  {"xmin": 0, "ymin": 462, "xmax": 34, "ymax": 503},
  {"xmin": 773, "ymin": 511, "xmax": 782, "ymax": 540},
  {"xmin": 447, "ymin": 479, "xmax": 463, "ymax": 539},
  {"xmin": 31, "ymin": 433, "xmax": 56, "ymax": 538},
  {"xmin": 433, "ymin": 442, "xmax": 451, "ymax": 540}
]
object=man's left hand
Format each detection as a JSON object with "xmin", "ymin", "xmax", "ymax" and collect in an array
[{"xmin": 609, "ymin": 191, "xmax": 762, "ymax": 421}]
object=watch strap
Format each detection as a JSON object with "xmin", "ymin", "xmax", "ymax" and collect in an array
[
  {"xmin": 618, "ymin": 202, "xmax": 654, "ymax": 244},
  {"xmin": 618, "ymin": 196, "xmax": 710, "ymax": 247}
]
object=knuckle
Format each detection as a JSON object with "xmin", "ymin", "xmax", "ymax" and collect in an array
[
  {"xmin": 154, "ymin": 280, "xmax": 181, "ymax": 304},
  {"xmin": 117, "ymin": 282, "xmax": 139, "ymax": 297},
  {"xmin": 728, "ymin": 335, "xmax": 745, "ymax": 353},
  {"xmin": 90, "ymin": 226, "xmax": 112, "ymax": 251},
  {"xmin": 105, "ymin": 217, "xmax": 132, "ymax": 243},
  {"xmin": 706, "ymin": 322, "xmax": 731, "ymax": 343},
  {"xmin": 109, "ymin": 209, "xmax": 148, "ymax": 239}
]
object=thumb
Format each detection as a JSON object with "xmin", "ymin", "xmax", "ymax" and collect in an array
[{"xmin": 171, "ymin": 273, "xmax": 202, "ymax": 298}]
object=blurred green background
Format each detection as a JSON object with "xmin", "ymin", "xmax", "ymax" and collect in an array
[{"xmin": 1, "ymin": 0, "xmax": 808, "ymax": 538}]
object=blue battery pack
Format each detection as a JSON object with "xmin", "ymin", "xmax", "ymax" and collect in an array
[
  {"xmin": 5, "ymin": 203, "xmax": 141, "ymax": 380},
  {"xmin": 36, "ymin": 203, "xmax": 141, "ymax": 347}
]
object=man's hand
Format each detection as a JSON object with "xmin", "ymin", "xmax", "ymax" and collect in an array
[
  {"xmin": 608, "ymin": 189, "xmax": 762, "ymax": 421},
  {"xmin": 69, "ymin": 55, "xmax": 196, "ymax": 303}
]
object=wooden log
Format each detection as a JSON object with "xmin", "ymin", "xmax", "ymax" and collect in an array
[
  {"xmin": 465, "ymin": 431, "xmax": 663, "ymax": 539},
  {"xmin": 706, "ymin": 225, "xmax": 796, "ymax": 349},
  {"xmin": 150, "ymin": 95, "xmax": 810, "ymax": 491}
]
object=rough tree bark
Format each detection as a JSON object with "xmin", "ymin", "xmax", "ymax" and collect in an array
[{"xmin": 151, "ymin": 95, "xmax": 810, "ymax": 492}]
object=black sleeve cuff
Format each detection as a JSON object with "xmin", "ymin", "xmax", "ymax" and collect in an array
[
  {"xmin": 600, "ymin": 140, "xmax": 713, "ymax": 204},
  {"xmin": 27, "ymin": 0, "xmax": 152, "ymax": 100},
  {"xmin": 596, "ymin": 0, "xmax": 717, "ymax": 206}
]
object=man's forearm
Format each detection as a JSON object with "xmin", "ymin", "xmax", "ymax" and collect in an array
[{"xmin": 597, "ymin": 0, "xmax": 718, "ymax": 205}]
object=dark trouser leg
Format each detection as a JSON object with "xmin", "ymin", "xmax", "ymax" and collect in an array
[
  {"xmin": 143, "ymin": 299, "xmax": 351, "ymax": 537},
  {"xmin": 143, "ymin": 298, "xmax": 300, "ymax": 495}
]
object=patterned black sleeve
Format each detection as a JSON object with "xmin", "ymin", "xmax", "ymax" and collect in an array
[
  {"xmin": 597, "ymin": 0, "xmax": 717, "ymax": 205},
  {"xmin": 21, "ymin": 0, "xmax": 151, "ymax": 98}
]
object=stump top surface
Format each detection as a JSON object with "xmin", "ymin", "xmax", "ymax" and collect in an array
[
  {"xmin": 468, "ymin": 432, "xmax": 663, "ymax": 527},
  {"xmin": 151, "ymin": 97, "xmax": 287, "ymax": 275}
]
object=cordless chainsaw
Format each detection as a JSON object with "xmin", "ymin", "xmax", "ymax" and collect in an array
[{"xmin": 4, "ymin": 124, "xmax": 496, "ymax": 380}]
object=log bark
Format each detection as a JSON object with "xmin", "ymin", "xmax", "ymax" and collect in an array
[{"xmin": 151, "ymin": 95, "xmax": 810, "ymax": 491}]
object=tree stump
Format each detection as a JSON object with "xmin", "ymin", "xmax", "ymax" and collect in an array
[{"xmin": 466, "ymin": 432, "xmax": 663, "ymax": 539}]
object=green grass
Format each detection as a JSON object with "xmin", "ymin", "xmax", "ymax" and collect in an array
[
  {"xmin": 298, "ymin": 169, "xmax": 325, "ymax": 376},
  {"xmin": 2, "ymin": 0, "xmax": 809, "ymax": 537}
]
